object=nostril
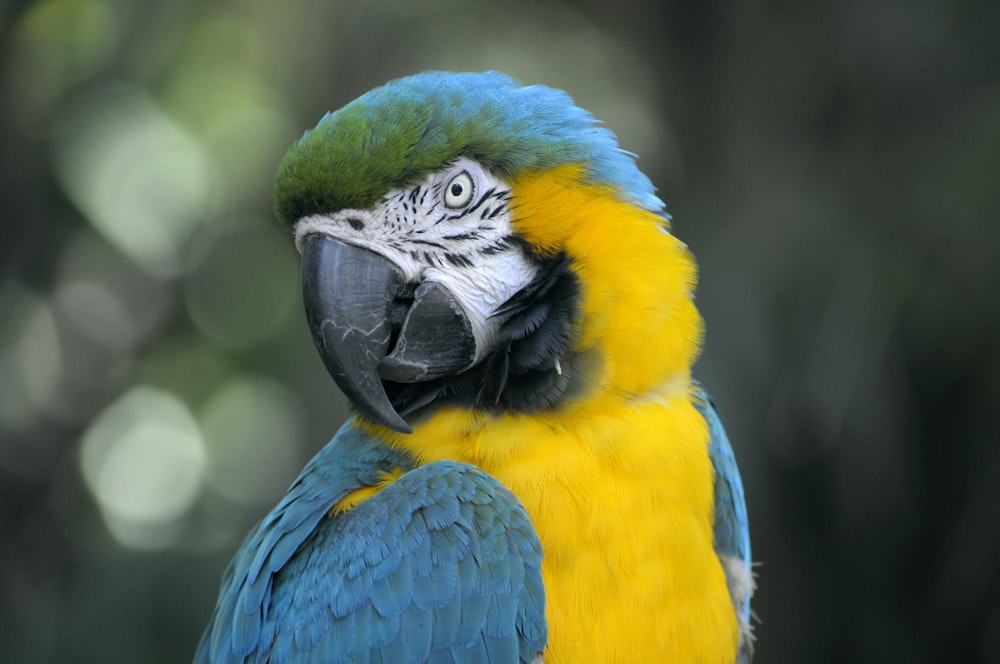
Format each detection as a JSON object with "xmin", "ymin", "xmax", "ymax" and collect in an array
[{"xmin": 346, "ymin": 217, "xmax": 365, "ymax": 231}]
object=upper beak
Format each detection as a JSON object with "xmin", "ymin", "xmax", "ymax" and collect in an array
[{"xmin": 301, "ymin": 234, "xmax": 477, "ymax": 433}]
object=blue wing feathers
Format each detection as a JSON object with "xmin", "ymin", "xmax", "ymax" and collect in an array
[
  {"xmin": 429, "ymin": 591, "xmax": 462, "ymax": 649},
  {"xmin": 693, "ymin": 389, "xmax": 754, "ymax": 633},
  {"xmin": 486, "ymin": 592, "xmax": 519, "ymax": 637},
  {"xmin": 195, "ymin": 419, "xmax": 546, "ymax": 663},
  {"xmin": 423, "ymin": 650, "xmax": 452, "ymax": 664},
  {"xmin": 456, "ymin": 588, "xmax": 491, "ymax": 646},
  {"xmin": 416, "ymin": 563, "xmax": 460, "ymax": 611},
  {"xmin": 483, "ymin": 632, "xmax": 519, "ymax": 662},
  {"xmin": 697, "ymin": 392, "xmax": 751, "ymax": 562},
  {"xmin": 389, "ymin": 604, "xmax": 433, "ymax": 660}
]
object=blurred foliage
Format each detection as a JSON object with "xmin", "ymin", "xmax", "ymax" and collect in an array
[{"xmin": 1, "ymin": 0, "xmax": 998, "ymax": 662}]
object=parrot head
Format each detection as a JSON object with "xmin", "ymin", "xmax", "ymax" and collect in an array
[{"xmin": 276, "ymin": 71, "xmax": 699, "ymax": 434}]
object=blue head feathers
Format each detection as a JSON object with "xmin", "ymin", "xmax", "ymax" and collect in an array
[{"xmin": 275, "ymin": 71, "xmax": 664, "ymax": 226}]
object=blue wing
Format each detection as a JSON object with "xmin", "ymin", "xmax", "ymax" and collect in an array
[
  {"xmin": 196, "ymin": 420, "xmax": 547, "ymax": 663},
  {"xmin": 693, "ymin": 390, "xmax": 754, "ymax": 661}
]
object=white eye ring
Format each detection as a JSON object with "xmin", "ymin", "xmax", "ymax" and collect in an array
[{"xmin": 444, "ymin": 171, "xmax": 475, "ymax": 209}]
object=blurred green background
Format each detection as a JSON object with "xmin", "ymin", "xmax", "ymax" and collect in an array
[{"xmin": 2, "ymin": 0, "xmax": 998, "ymax": 661}]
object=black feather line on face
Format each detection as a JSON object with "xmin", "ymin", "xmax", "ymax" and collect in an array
[{"xmin": 383, "ymin": 251, "xmax": 581, "ymax": 420}]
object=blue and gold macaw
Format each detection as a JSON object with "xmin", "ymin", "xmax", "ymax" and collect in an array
[{"xmin": 196, "ymin": 71, "xmax": 753, "ymax": 663}]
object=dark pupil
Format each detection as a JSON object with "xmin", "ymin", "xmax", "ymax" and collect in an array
[{"xmin": 450, "ymin": 183, "xmax": 463, "ymax": 197}]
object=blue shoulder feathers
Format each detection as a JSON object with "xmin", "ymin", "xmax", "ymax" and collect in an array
[{"xmin": 196, "ymin": 421, "xmax": 546, "ymax": 663}]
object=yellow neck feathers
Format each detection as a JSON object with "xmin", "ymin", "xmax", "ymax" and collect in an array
[{"xmin": 511, "ymin": 163, "xmax": 703, "ymax": 399}]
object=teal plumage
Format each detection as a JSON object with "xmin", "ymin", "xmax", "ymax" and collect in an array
[{"xmin": 196, "ymin": 422, "xmax": 546, "ymax": 663}]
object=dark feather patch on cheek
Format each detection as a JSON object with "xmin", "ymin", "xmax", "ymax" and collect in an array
[
  {"xmin": 507, "ymin": 299, "xmax": 576, "ymax": 375},
  {"xmin": 501, "ymin": 301, "xmax": 551, "ymax": 342},
  {"xmin": 504, "ymin": 365, "xmax": 568, "ymax": 412},
  {"xmin": 498, "ymin": 260, "xmax": 579, "ymax": 376},
  {"xmin": 482, "ymin": 252, "xmax": 581, "ymax": 410}
]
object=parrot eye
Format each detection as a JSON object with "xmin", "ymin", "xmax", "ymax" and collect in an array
[{"xmin": 444, "ymin": 171, "xmax": 475, "ymax": 209}]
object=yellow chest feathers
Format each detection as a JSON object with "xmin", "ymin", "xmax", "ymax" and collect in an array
[{"xmin": 378, "ymin": 392, "xmax": 739, "ymax": 663}]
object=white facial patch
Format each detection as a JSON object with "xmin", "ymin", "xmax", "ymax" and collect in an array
[{"xmin": 294, "ymin": 158, "xmax": 538, "ymax": 363}]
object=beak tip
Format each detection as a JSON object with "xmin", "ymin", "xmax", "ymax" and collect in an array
[
  {"xmin": 390, "ymin": 420, "xmax": 415, "ymax": 435},
  {"xmin": 357, "ymin": 394, "xmax": 414, "ymax": 434},
  {"xmin": 350, "ymin": 391, "xmax": 415, "ymax": 434}
]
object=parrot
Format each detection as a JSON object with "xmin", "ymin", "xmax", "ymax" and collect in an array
[{"xmin": 196, "ymin": 71, "xmax": 754, "ymax": 663}]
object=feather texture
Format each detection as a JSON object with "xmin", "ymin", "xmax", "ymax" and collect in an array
[{"xmin": 195, "ymin": 422, "xmax": 546, "ymax": 664}]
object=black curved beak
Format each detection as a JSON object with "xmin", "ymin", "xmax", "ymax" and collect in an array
[
  {"xmin": 301, "ymin": 234, "xmax": 477, "ymax": 433},
  {"xmin": 301, "ymin": 235, "xmax": 412, "ymax": 433}
]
